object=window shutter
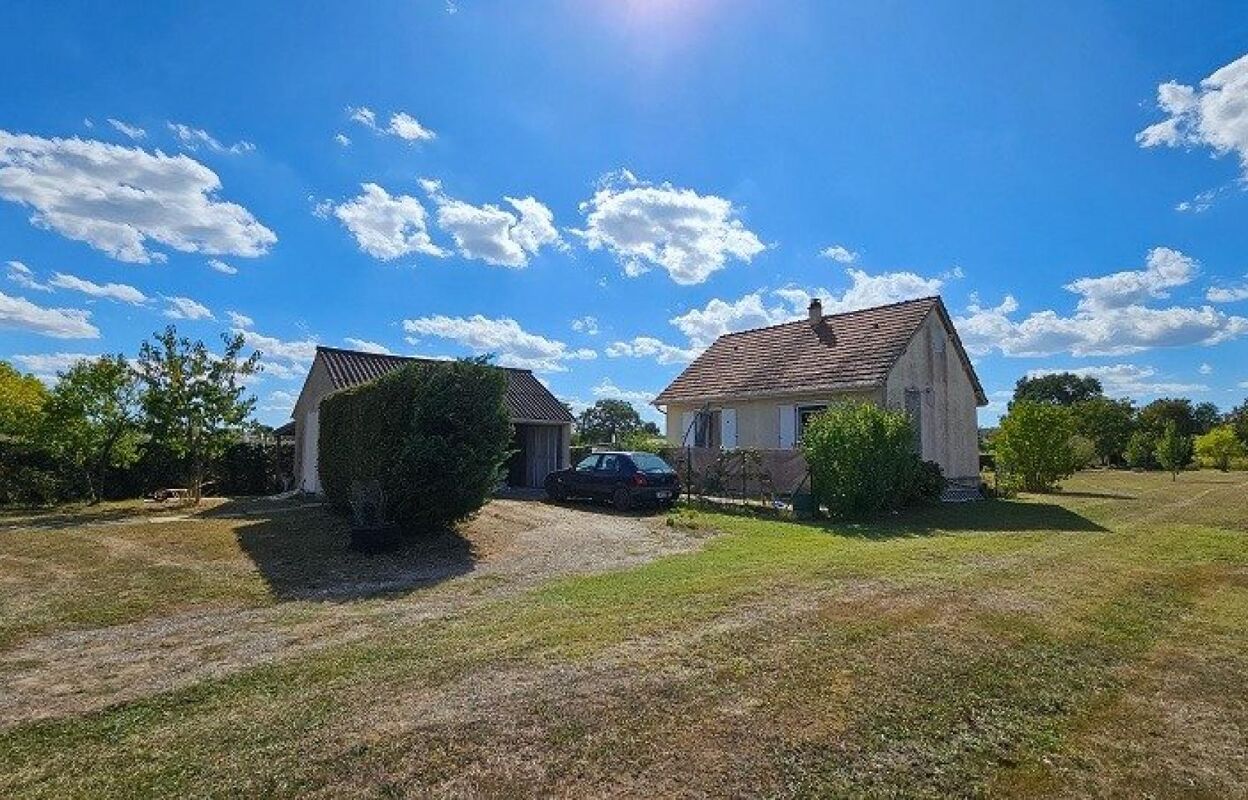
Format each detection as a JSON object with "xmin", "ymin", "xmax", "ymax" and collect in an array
[
  {"xmin": 778, "ymin": 404, "xmax": 796, "ymax": 449},
  {"xmin": 721, "ymin": 408, "xmax": 738, "ymax": 449}
]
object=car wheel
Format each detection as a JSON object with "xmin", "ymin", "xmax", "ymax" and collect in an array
[{"xmin": 613, "ymin": 487, "xmax": 632, "ymax": 511}]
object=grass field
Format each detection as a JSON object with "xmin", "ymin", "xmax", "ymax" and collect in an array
[{"xmin": 1, "ymin": 470, "xmax": 1246, "ymax": 797}]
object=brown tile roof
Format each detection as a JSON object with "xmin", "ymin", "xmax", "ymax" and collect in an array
[
  {"xmin": 315, "ymin": 347, "xmax": 574, "ymax": 423},
  {"xmin": 653, "ymin": 296, "xmax": 987, "ymax": 406}
]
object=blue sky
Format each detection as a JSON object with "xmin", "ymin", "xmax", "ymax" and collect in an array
[{"xmin": 2, "ymin": 0, "xmax": 1247, "ymax": 427}]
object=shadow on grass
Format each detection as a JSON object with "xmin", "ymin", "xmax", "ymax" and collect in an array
[
  {"xmin": 232, "ymin": 502, "xmax": 478, "ymax": 602},
  {"xmin": 1049, "ymin": 490, "xmax": 1137, "ymax": 500},
  {"xmin": 688, "ymin": 497, "xmax": 1109, "ymax": 539}
]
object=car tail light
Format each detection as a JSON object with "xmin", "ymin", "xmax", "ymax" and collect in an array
[{"xmin": 632, "ymin": 473, "xmax": 648, "ymax": 487}]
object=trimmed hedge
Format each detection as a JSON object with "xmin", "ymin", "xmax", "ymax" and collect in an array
[{"xmin": 318, "ymin": 358, "xmax": 512, "ymax": 533}]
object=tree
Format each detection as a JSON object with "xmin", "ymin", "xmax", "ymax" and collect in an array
[
  {"xmin": 1012, "ymin": 372, "xmax": 1102, "ymax": 407},
  {"xmin": 1071, "ymin": 396, "xmax": 1135, "ymax": 465},
  {"xmin": 1231, "ymin": 398, "xmax": 1248, "ymax": 449},
  {"xmin": 135, "ymin": 326, "xmax": 259, "ymax": 503},
  {"xmin": 1125, "ymin": 430, "xmax": 1158, "ymax": 470},
  {"xmin": 1138, "ymin": 397, "xmax": 1197, "ymax": 437},
  {"xmin": 1194, "ymin": 425, "xmax": 1245, "ymax": 472},
  {"xmin": 576, "ymin": 399, "xmax": 647, "ymax": 444},
  {"xmin": 993, "ymin": 402, "xmax": 1077, "ymax": 492},
  {"xmin": 42, "ymin": 355, "xmax": 142, "ymax": 503},
  {"xmin": 1192, "ymin": 401, "xmax": 1222, "ymax": 436},
  {"xmin": 0, "ymin": 360, "xmax": 49, "ymax": 440},
  {"xmin": 1154, "ymin": 422, "xmax": 1191, "ymax": 481}
]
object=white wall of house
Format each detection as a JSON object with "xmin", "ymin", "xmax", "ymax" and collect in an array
[
  {"xmin": 292, "ymin": 357, "xmax": 334, "ymax": 494},
  {"xmin": 664, "ymin": 391, "xmax": 876, "ymax": 450},
  {"xmin": 882, "ymin": 309, "xmax": 981, "ymax": 480}
]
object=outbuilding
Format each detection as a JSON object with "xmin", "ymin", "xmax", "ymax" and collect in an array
[{"xmin": 292, "ymin": 346, "xmax": 573, "ymax": 493}]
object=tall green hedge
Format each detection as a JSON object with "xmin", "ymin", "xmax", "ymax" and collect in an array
[{"xmin": 318, "ymin": 358, "xmax": 512, "ymax": 533}]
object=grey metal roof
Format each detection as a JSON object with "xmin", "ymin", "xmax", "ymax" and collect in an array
[{"xmin": 315, "ymin": 347, "xmax": 574, "ymax": 424}]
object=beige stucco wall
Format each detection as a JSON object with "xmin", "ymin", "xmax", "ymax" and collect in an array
[
  {"xmin": 292, "ymin": 357, "xmax": 334, "ymax": 492},
  {"xmin": 882, "ymin": 311, "xmax": 981, "ymax": 479},
  {"xmin": 661, "ymin": 309, "xmax": 983, "ymax": 481}
]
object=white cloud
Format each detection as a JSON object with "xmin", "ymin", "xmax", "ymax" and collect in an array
[
  {"xmin": 1199, "ymin": 362, "xmax": 1213, "ymax": 375},
  {"xmin": 820, "ymin": 244, "xmax": 858, "ymax": 263},
  {"xmin": 0, "ymin": 291, "xmax": 99, "ymax": 338},
  {"xmin": 670, "ymin": 291, "xmax": 788, "ymax": 349},
  {"xmin": 591, "ymin": 378, "xmax": 654, "ymax": 404},
  {"xmin": 334, "ymin": 133, "xmax": 351, "ymax": 147},
  {"xmin": 1064, "ymin": 247, "xmax": 1196, "ymax": 310},
  {"xmin": 401, "ymin": 315, "xmax": 595, "ymax": 372},
  {"xmin": 571, "ymin": 315, "xmax": 599, "ymax": 335},
  {"xmin": 48, "ymin": 272, "xmax": 147, "ymax": 305},
  {"xmin": 6, "ymin": 261, "xmax": 50, "ymax": 292},
  {"xmin": 230, "ymin": 317, "xmax": 318, "ymax": 364},
  {"xmin": 1026, "ymin": 364, "xmax": 1207, "ymax": 398},
  {"xmin": 167, "ymin": 122, "xmax": 255, "ymax": 155},
  {"xmin": 226, "ymin": 310, "xmax": 254, "ymax": 329},
  {"xmin": 343, "ymin": 337, "xmax": 393, "ymax": 354},
  {"xmin": 331, "ymin": 183, "xmax": 447, "ymax": 260},
  {"xmin": 163, "ymin": 296, "xmax": 214, "ymax": 321},
  {"xmin": 956, "ymin": 249, "xmax": 1248, "ymax": 357},
  {"xmin": 605, "ymin": 336, "xmax": 698, "ymax": 365},
  {"xmin": 107, "ymin": 118, "xmax": 146, "ymax": 140},
  {"xmin": 260, "ymin": 390, "xmax": 297, "ymax": 412},
  {"xmin": 0, "ymin": 130, "xmax": 275, "ymax": 263},
  {"xmin": 347, "ymin": 106, "xmax": 436, "ymax": 142},
  {"xmin": 573, "ymin": 170, "xmax": 766, "ymax": 285},
  {"xmin": 207, "ymin": 258, "xmax": 238, "ymax": 275},
  {"xmin": 1137, "ymin": 52, "xmax": 1248, "ymax": 179},
  {"xmin": 420, "ymin": 179, "xmax": 564, "ymax": 267},
  {"xmin": 1207, "ymin": 278, "xmax": 1248, "ymax": 303},
  {"xmin": 10, "ymin": 352, "xmax": 99, "ymax": 382}
]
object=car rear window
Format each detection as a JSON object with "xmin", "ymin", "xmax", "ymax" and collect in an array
[{"xmin": 630, "ymin": 453, "xmax": 674, "ymax": 474}]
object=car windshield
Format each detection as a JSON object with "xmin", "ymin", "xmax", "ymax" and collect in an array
[{"xmin": 629, "ymin": 453, "xmax": 674, "ymax": 474}]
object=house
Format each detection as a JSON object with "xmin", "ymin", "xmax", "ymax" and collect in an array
[
  {"xmin": 292, "ymin": 346, "xmax": 574, "ymax": 493},
  {"xmin": 653, "ymin": 296, "xmax": 987, "ymax": 482}
]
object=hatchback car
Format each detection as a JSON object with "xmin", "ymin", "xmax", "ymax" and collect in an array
[{"xmin": 544, "ymin": 451, "xmax": 681, "ymax": 510}]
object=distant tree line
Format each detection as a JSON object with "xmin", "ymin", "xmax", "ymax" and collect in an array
[
  {"xmin": 0, "ymin": 326, "xmax": 279, "ymax": 505},
  {"xmin": 989, "ymin": 372, "xmax": 1248, "ymax": 491}
]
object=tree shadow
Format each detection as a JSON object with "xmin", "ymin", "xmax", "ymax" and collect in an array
[
  {"xmin": 232, "ymin": 504, "xmax": 479, "ymax": 602},
  {"xmin": 691, "ymin": 497, "xmax": 1109, "ymax": 539},
  {"xmin": 1050, "ymin": 490, "xmax": 1137, "ymax": 500}
]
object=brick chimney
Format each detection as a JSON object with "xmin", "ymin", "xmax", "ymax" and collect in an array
[{"xmin": 808, "ymin": 297, "xmax": 823, "ymax": 325}]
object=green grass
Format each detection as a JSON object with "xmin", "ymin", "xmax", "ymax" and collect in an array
[{"xmin": 1, "ymin": 470, "xmax": 1246, "ymax": 797}]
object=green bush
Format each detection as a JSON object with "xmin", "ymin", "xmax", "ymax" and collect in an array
[
  {"xmin": 800, "ymin": 402, "xmax": 940, "ymax": 516},
  {"xmin": 1195, "ymin": 425, "xmax": 1245, "ymax": 472},
  {"xmin": 318, "ymin": 359, "xmax": 512, "ymax": 533},
  {"xmin": 993, "ymin": 402, "xmax": 1076, "ymax": 492},
  {"xmin": 1068, "ymin": 434, "xmax": 1098, "ymax": 470},
  {"xmin": 1125, "ymin": 430, "xmax": 1158, "ymax": 470}
]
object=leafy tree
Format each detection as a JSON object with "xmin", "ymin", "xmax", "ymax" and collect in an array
[
  {"xmin": 993, "ymin": 402, "xmax": 1077, "ymax": 492},
  {"xmin": 1192, "ymin": 401, "xmax": 1222, "ymax": 436},
  {"xmin": 1138, "ymin": 397, "xmax": 1197, "ymax": 437},
  {"xmin": 1125, "ymin": 430, "xmax": 1158, "ymax": 470},
  {"xmin": 42, "ymin": 355, "xmax": 142, "ymax": 503},
  {"xmin": 801, "ymin": 402, "xmax": 938, "ymax": 515},
  {"xmin": 1012, "ymin": 372, "xmax": 1102, "ymax": 407},
  {"xmin": 1230, "ymin": 398, "xmax": 1248, "ymax": 448},
  {"xmin": 1154, "ymin": 421, "xmax": 1191, "ymax": 481},
  {"xmin": 576, "ymin": 399, "xmax": 649, "ymax": 444},
  {"xmin": 1194, "ymin": 425, "xmax": 1245, "ymax": 472},
  {"xmin": 135, "ymin": 326, "xmax": 259, "ymax": 503},
  {"xmin": 1071, "ymin": 396, "xmax": 1135, "ymax": 465},
  {"xmin": 0, "ymin": 360, "xmax": 49, "ymax": 440}
]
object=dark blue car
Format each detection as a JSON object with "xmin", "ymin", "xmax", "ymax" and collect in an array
[{"xmin": 544, "ymin": 451, "xmax": 681, "ymax": 510}]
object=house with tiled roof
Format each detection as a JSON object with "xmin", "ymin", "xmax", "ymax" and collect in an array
[
  {"xmin": 654, "ymin": 296, "xmax": 987, "ymax": 482},
  {"xmin": 292, "ymin": 346, "xmax": 574, "ymax": 493}
]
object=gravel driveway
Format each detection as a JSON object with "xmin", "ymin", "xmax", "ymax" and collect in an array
[{"xmin": 0, "ymin": 499, "xmax": 709, "ymax": 727}]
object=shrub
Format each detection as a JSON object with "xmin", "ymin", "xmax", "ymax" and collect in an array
[
  {"xmin": 1068, "ymin": 434, "xmax": 1098, "ymax": 470},
  {"xmin": 1155, "ymin": 421, "xmax": 1192, "ymax": 481},
  {"xmin": 903, "ymin": 459, "xmax": 947, "ymax": 506},
  {"xmin": 800, "ymin": 402, "xmax": 936, "ymax": 516},
  {"xmin": 1125, "ymin": 430, "xmax": 1158, "ymax": 470},
  {"xmin": 993, "ymin": 402, "xmax": 1076, "ymax": 492},
  {"xmin": 318, "ymin": 358, "xmax": 512, "ymax": 534},
  {"xmin": 1195, "ymin": 425, "xmax": 1245, "ymax": 472}
]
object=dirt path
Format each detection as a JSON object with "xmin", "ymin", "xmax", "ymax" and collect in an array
[{"xmin": 0, "ymin": 500, "xmax": 710, "ymax": 727}]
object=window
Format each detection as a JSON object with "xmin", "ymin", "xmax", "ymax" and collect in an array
[
  {"xmin": 630, "ymin": 453, "xmax": 674, "ymax": 474},
  {"xmin": 693, "ymin": 410, "xmax": 721, "ymax": 448},
  {"xmin": 796, "ymin": 404, "xmax": 827, "ymax": 442},
  {"xmin": 598, "ymin": 454, "xmax": 622, "ymax": 473},
  {"xmin": 575, "ymin": 455, "xmax": 600, "ymax": 472}
]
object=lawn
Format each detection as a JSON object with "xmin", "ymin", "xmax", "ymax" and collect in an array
[{"xmin": 1, "ymin": 470, "xmax": 1246, "ymax": 797}]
